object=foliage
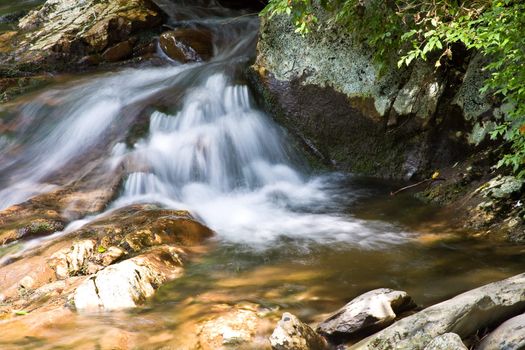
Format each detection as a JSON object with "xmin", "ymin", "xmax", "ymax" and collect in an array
[{"xmin": 261, "ymin": 0, "xmax": 525, "ymax": 176}]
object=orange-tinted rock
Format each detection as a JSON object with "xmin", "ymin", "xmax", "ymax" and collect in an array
[
  {"xmin": 159, "ymin": 28, "xmax": 213, "ymax": 62},
  {"xmin": 102, "ymin": 40, "xmax": 134, "ymax": 62}
]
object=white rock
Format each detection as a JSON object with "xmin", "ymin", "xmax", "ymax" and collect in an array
[
  {"xmin": 317, "ymin": 288, "xmax": 415, "ymax": 342},
  {"xmin": 73, "ymin": 246, "xmax": 183, "ymax": 311}
]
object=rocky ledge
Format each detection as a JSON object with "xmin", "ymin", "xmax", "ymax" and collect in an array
[{"xmin": 0, "ymin": 204, "xmax": 213, "ymax": 317}]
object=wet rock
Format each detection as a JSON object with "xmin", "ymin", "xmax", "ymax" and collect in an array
[
  {"xmin": 317, "ymin": 288, "xmax": 415, "ymax": 343},
  {"xmin": 196, "ymin": 303, "xmax": 274, "ymax": 349},
  {"xmin": 252, "ymin": 11, "xmax": 474, "ymax": 179},
  {"xmin": 11, "ymin": 0, "xmax": 163, "ymax": 63},
  {"xmin": 159, "ymin": 28, "xmax": 213, "ymax": 62},
  {"xmin": 424, "ymin": 333, "xmax": 467, "ymax": 350},
  {"xmin": 0, "ymin": 161, "xmax": 125, "ymax": 246},
  {"xmin": 480, "ymin": 175, "xmax": 524, "ymax": 200},
  {"xmin": 74, "ymin": 245, "xmax": 184, "ymax": 311},
  {"xmin": 102, "ymin": 40, "xmax": 134, "ymax": 62},
  {"xmin": 348, "ymin": 273, "xmax": 525, "ymax": 349},
  {"xmin": 392, "ymin": 61, "xmax": 446, "ymax": 119},
  {"xmin": 48, "ymin": 239, "xmax": 99, "ymax": 279},
  {"xmin": 270, "ymin": 312, "xmax": 327, "ymax": 350},
  {"xmin": 46, "ymin": 204, "xmax": 212, "ymax": 278},
  {"xmin": 77, "ymin": 54, "xmax": 103, "ymax": 66},
  {"xmin": 477, "ymin": 313, "xmax": 525, "ymax": 350}
]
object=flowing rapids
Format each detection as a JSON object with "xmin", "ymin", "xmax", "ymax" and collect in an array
[{"xmin": 0, "ymin": 3, "xmax": 411, "ymax": 249}]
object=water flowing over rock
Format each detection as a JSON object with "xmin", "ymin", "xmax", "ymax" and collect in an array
[
  {"xmin": 424, "ymin": 333, "xmax": 467, "ymax": 350},
  {"xmin": 316, "ymin": 288, "xmax": 416, "ymax": 343},
  {"xmin": 270, "ymin": 312, "xmax": 327, "ymax": 350},
  {"xmin": 0, "ymin": 204, "xmax": 213, "ymax": 314},
  {"xmin": 347, "ymin": 273, "xmax": 525, "ymax": 350},
  {"xmin": 477, "ymin": 313, "xmax": 525, "ymax": 350},
  {"xmin": 73, "ymin": 245, "xmax": 184, "ymax": 311}
]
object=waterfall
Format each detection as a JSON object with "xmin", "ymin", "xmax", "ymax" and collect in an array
[{"xmin": 0, "ymin": 6, "xmax": 412, "ymax": 249}]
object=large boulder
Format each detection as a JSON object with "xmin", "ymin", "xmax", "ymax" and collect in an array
[
  {"xmin": 347, "ymin": 273, "xmax": 525, "ymax": 350},
  {"xmin": 251, "ymin": 11, "xmax": 486, "ymax": 179},
  {"xmin": 270, "ymin": 312, "xmax": 327, "ymax": 350},
  {"xmin": 316, "ymin": 288, "xmax": 415, "ymax": 343},
  {"xmin": 0, "ymin": 204, "xmax": 213, "ymax": 309},
  {"xmin": 477, "ymin": 313, "xmax": 525, "ymax": 350}
]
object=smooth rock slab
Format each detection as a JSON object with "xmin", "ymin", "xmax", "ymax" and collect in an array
[
  {"xmin": 477, "ymin": 313, "xmax": 525, "ymax": 350},
  {"xmin": 317, "ymin": 288, "xmax": 415, "ymax": 343},
  {"xmin": 424, "ymin": 333, "xmax": 467, "ymax": 350},
  {"xmin": 270, "ymin": 312, "xmax": 327, "ymax": 350},
  {"xmin": 74, "ymin": 246, "xmax": 183, "ymax": 311},
  {"xmin": 348, "ymin": 273, "xmax": 525, "ymax": 350}
]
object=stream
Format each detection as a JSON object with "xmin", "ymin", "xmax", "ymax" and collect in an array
[{"xmin": 1, "ymin": 1, "xmax": 525, "ymax": 349}]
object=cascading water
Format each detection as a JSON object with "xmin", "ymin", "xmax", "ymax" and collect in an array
[
  {"xmin": 113, "ymin": 73, "xmax": 411, "ymax": 246},
  {"xmin": 0, "ymin": 1, "xmax": 411, "ymax": 249}
]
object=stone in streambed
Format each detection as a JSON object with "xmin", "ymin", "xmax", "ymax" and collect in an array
[
  {"xmin": 316, "ymin": 288, "xmax": 416, "ymax": 343},
  {"xmin": 195, "ymin": 303, "xmax": 274, "ymax": 349},
  {"xmin": 270, "ymin": 312, "xmax": 327, "ymax": 350},
  {"xmin": 102, "ymin": 40, "xmax": 134, "ymax": 62},
  {"xmin": 159, "ymin": 28, "xmax": 213, "ymax": 62},
  {"xmin": 477, "ymin": 313, "xmax": 525, "ymax": 350}
]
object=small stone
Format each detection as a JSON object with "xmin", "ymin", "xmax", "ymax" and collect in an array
[
  {"xmin": 18, "ymin": 276, "xmax": 35, "ymax": 290},
  {"xmin": 159, "ymin": 28, "xmax": 213, "ymax": 63},
  {"xmin": 270, "ymin": 312, "xmax": 327, "ymax": 350}
]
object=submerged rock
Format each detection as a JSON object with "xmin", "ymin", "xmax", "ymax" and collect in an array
[
  {"xmin": 348, "ymin": 273, "xmax": 525, "ymax": 349},
  {"xmin": 195, "ymin": 303, "xmax": 274, "ymax": 350},
  {"xmin": 424, "ymin": 333, "xmax": 467, "ymax": 350},
  {"xmin": 316, "ymin": 288, "xmax": 415, "ymax": 343},
  {"xmin": 270, "ymin": 312, "xmax": 327, "ymax": 350},
  {"xmin": 73, "ymin": 245, "xmax": 184, "ymax": 311},
  {"xmin": 159, "ymin": 28, "xmax": 213, "ymax": 62},
  {"xmin": 0, "ymin": 162, "xmax": 123, "ymax": 246},
  {"xmin": 477, "ymin": 313, "xmax": 525, "ymax": 350}
]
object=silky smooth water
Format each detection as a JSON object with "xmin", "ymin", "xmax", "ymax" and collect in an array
[{"xmin": 0, "ymin": 1, "xmax": 524, "ymax": 349}]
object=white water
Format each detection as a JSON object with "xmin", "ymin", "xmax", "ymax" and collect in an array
[{"xmin": 0, "ymin": 8, "xmax": 413, "ymax": 251}]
